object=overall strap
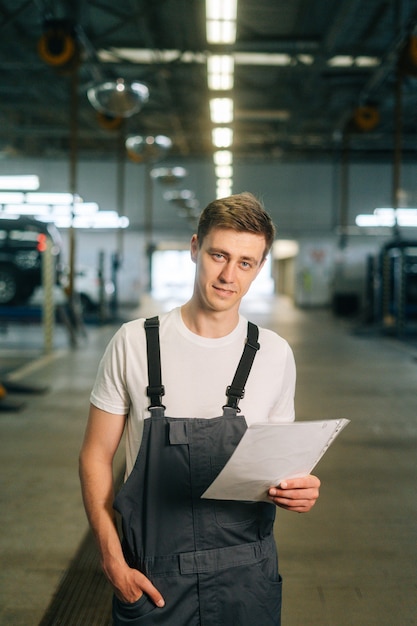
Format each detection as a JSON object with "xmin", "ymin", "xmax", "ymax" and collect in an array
[
  {"xmin": 224, "ymin": 321, "xmax": 260, "ymax": 412},
  {"xmin": 144, "ymin": 316, "xmax": 260, "ymax": 414},
  {"xmin": 144, "ymin": 316, "xmax": 165, "ymax": 412}
]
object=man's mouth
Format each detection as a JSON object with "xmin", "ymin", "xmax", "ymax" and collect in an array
[{"xmin": 213, "ymin": 285, "xmax": 235, "ymax": 296}]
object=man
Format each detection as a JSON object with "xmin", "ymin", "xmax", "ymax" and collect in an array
[{"xmin": 79, "ymin": 192, "xmax": 320, "ymax": 625}]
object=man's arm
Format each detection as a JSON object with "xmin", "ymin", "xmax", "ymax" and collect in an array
[
  {"xmin": 79, "ymin": 403, "xmax": 165, "ymax": 607},
  {"xmin": 267, "ymin": 475, "xmax": 321, "ymax": 512}
]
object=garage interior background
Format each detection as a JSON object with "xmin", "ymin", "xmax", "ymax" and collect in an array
[{"xmin": 1, "ymin": 0, "xmax": 417, "ymax": 314}]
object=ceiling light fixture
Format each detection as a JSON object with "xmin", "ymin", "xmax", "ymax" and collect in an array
[
  {"xmin": 0, "ymin": 175, "xmax": 40, "ymax": 190},
  {"xmin": 25, "ymin": 192, "xmax": 75, "ymax": 205},
  {"xmin": 206, "ymin": 0, "xmax": 237, "ymax": 44},
  {"xmin": 354, "ymin": 56, "xmax": 380, "ymax": 67},
  {"xmin": 207, "ymin": 55, "xmax": 234, "ymax": 90},
  {"xmin": 216, "ymin": 178, "xmax": 233, "ymax": 198},
  {"xmin": 0, "ymin": 192, "xmax": 25, "ymax": 204},
  {"xmin": 210, "ymin": 98, "xmax": 234, "ymax": 123},
  {"xmin": 213, "ymin": 150, "xmax": 233, "ymax": 165},
  {"xmin": 234, "ymin": 52, "xmax": 292, "ymax": 66},
  {"xmin": 327, "ymin": 55, "xmax": 353, "ymax": 67},
  {"xmin": 212, "ymin": 127, "xmax": 233, "ymax": 148},
  {"xmin": 215, "ymin": 165, "xmax": 233, "ymax": 178},
  {"xmin": 356, "ymin": 208, "xmax": 417, "ymax": 228},
  {"xmin": 87, "ymin": 78, "xmax": 149, "ymax": 118}
]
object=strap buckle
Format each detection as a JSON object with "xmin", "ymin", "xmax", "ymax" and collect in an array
[{"xmin": 225, "ymin": 385, "xmax": 244, "ymax": 411}]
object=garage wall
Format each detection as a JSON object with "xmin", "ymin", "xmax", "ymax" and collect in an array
[
  {"xmin": 3, "ymin": 156, "xmax": 417, "ymax": 304},
  {"xmin": 5, "ymin": 156, "xmax": 417, "ymax": 233}
]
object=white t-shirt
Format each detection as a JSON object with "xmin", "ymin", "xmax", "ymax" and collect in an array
[{"xmin": 90, "ymin": 307, "xmax": 296, "ymax": 476}]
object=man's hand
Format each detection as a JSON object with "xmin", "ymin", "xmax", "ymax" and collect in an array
[
  {"xmin": 103, "ymin": 556, "xmax": 165, "ymax": 607},
  {"xmin": 268, "ymin": 474, "xmax": 320, "ymax": 512}
]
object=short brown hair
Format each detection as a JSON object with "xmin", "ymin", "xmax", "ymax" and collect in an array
[{"xmin": 197, "ymin": 192, "xmax": 276, "ymax": 259}]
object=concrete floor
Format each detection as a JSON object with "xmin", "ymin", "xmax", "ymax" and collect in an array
[{"xmin": 0, "ymin": 295, "xmax": 416, "ymax": 626}]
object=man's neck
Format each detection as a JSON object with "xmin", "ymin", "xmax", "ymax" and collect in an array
[{"xmin": 180, "ymin": 301, "xmax": 240, "ymax": 338}]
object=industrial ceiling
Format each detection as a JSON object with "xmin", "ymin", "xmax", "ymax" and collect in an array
[{"xmin": 1, "ymin": 0, "xmax": 417, "ymax": 163}]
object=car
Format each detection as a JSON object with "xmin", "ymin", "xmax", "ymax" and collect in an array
[{"xmin": 0, "ymin": 216, "xmax": 62, "ymax": 306}]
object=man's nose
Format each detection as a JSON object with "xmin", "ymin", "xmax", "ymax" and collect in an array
[{"xmin": 219, "ymin": 262, "xmax": 236, "ymax": 283}]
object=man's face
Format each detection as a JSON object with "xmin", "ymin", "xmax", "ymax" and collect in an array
[{"xmin": 190, "ymin": 227, "xmax": 267, "ymax": 314}]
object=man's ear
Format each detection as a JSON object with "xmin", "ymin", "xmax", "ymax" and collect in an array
[{"xmin": 190, "ymin": 234, "xmax": 199, "ymax": 263}]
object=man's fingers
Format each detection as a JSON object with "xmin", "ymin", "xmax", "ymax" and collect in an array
[
  {"xmin": 279, "ymin": 475, "xmax": 321, "ymax": 490},
  {"xmin": 134, "ymin": 572, "xmax": 165, "ymax": 608}
]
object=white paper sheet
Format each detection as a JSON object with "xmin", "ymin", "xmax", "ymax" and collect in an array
[{"xmin": 201, "ymin": 418, "xmax": 350, "ymax": 502}]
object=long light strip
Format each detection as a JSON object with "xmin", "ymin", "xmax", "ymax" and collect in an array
[
  {"xmin": 355, "ymin": 208, "xmax": 417, "ymax": 228},
  {"xmin": 206, "ymin": 1, "xmax": 237, "ymax": 195},
  {"xmin": 0, "ymin": 191, "xmax": 81, "ymax": 205},
  {"xmin": 98, "ymin": 48, "xmax": 379, "ymax": 69},
  {"xmin": 0, "ymin": 175, "xmax": 40, "ymax": 190},
  {"xmin": 0, "ymin": 209, "xmax": 129, "ymax": 229}
]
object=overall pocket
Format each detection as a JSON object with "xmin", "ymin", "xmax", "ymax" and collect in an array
[{"xmin": 112, "ymin": 593, "xmax": 156, "ymax": 624}]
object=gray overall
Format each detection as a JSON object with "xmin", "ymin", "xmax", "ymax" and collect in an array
[{"xmin": 112, "ymin": 317, "xmax": 282, "ymax": 625}]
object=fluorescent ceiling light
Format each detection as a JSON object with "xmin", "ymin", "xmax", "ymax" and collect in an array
[
  {"xmin": 207, "ymin": 71, "xmax": 234, "ymax": 90},
  {"xmin": 0, "ymin": 192, "xmax": 25, "ymax": 204},
  {"xmin": 207, "ymin": 55, "xmax": 234, "ymax": 90},
  {"xmin": 206, "ymin": 0, "xmax": 237, "ymax": 20},
  {"xmin": 328, "ymin": 55, "xmax": 380, "ymax": 68},
  {"xmin": 356, "ymin": 208, "xmax": 417, "ymax": 228},
  {"xmin": 98, "ymin": 48, "xmax": 325, "ymax": 68},
  {"xmin": 98, "ymin": 48, "xmax": 207, "ymax": 64},
  {"xmin": 3, "ymin": 204, "xmax": 50, "ymax": 216},
  {"xmin": 355, "ymin": 214, "xmax": 393, "ymax": 227},
  {"xmin": 297, "ymin": 54, "xmax": 314, "ymax": 65},
  {"xmin": 327, "ymin": 55, "xmax": 353, "ymax": 67},
  {"xmin": 234, "ymin": 52, "xmax": 292, "ymax": 66},
  {"xmin": 210, "ymin": 98, "xmax": 234, "ymax": 123},
  {"xmin": 74, "ymin": 202, "xmax": 99, "ymax": 215},
  {"xmin": 26, "ymin": 192, "xmax": 75, "ymax": 205},
  {"xmin": 355, "ymin": 56, "xmax": 380, "ymax": 67},
  {"xmin": 213, "ymin": 150, "xmax": 233, "ymax": 165},
  {"xmin": 206, "ymin": 20, "xmax": 236, "ymax": 44},
  {"xmin": 374, "ymin": 207, "xmax": 417, "ymax": 216},
  {"xmin": 212, "ymin": 127, "xmax": 233, "ymax": 148},
  {"xmin": 206, "ymin": 0, "xmax": 237, "ymax": 44},
  {"xmin": 217, "ymin": 177, "xmax": 233, "ymax": 189},
  {"xmin": 215, "ymin": 165, "xmax": 233, "ymax": 178},
  {"xmin": 0, "ymin": 175, "xmax": 40, "ymax": 190},
  {"xmin": 216, "ymin": 179, "xmax": 233, "ymax": 198},
  {"xmin": 52, "ymin": 212, "xmax": 129, "ymax": 230},
  {"xmin": 207, "ymin": 54, "xmax": 234, "ymax": 74},
  {"xmin": 1, "ymin": 201, "xmax": 99, "ymax": 218}
]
